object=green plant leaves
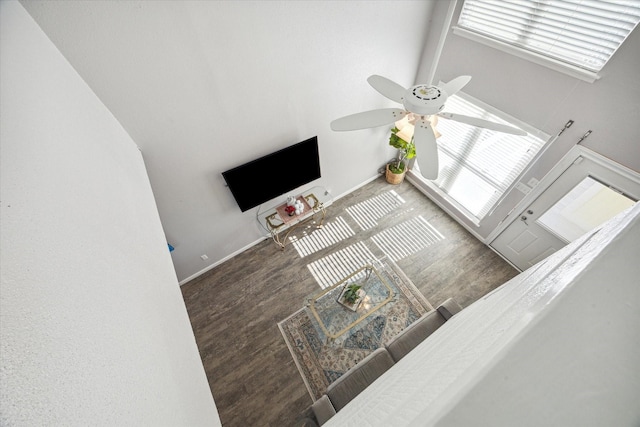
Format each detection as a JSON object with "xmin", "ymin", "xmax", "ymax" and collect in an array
[
  {"xmin": 389, "ymin": 126, "xmax": 416, "ymax": 174},
  {"xmin": 388, "ymin": 162, "xmax": 406, "ymax": 174},
  {"xmin": 343, "ymin": 284, "xmax": 362, "ymax": 304}
]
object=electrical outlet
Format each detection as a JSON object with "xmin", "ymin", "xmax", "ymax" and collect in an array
[
  {"xmin": 527, "ymin": 177, "xmax": 540, "ymax": 188},
  {"xmin": 200, "ymin": 254, "xmax": 208, "ymax": 261}
]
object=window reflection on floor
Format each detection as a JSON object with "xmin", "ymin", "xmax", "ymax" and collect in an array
[
  {"xmin": 372, "ymin": 216, "xmax": 445, "ymax": 262},
  {"xmin": 290, "ymin": 216, "xmax": 355, "ymax": 258},
  {"xmin": 304, "ymin": 190, "xmax": 447, "ymax": 288},
  {"xmin": 307, "ymin": 242, "xmax": 377, "ymax": 289},
  {"xmin": 346, "ymin": 190, "xmax": 406, "ymax": 230}
]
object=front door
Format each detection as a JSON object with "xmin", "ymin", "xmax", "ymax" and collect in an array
[{"xmin": 490, "ymin": 150, "xmax": 640, "ymax": 271}]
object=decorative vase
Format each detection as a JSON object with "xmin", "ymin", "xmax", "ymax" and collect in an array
[{"xmin": 385, "ymin": 164, "xmax": 406, "ymax": 185}]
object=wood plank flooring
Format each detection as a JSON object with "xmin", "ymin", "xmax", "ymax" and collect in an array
[{"xmin": 180, "ymin": 176, "xmax": 518, "ymax": 426}]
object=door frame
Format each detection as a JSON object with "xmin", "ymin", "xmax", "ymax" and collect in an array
[{"xmin": 487, "ymin": 145, "xmax": 640, "ymax": 250}]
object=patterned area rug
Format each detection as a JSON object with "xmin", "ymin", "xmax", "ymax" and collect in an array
[{"xmin": 278, "ymin": 259, "xmax": 432, "ymax": 400}]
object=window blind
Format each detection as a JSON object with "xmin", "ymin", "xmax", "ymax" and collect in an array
[
  {"xmin": 458, "ymin": 0, "xmax": 640, "ymax": 72},
  {"xmin": 426, "ymin": 94, "xmax": 547, "ymax": 220}
]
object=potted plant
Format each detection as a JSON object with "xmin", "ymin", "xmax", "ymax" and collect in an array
[
  {"xmin": 339, "ymin": 283, "xmax": 365, "ymax": 311},
  {"xmin": 386, "ymin": 126, "xmax": 416, "ymax": 185},
  {"xmin": 342, "ymin": 284, "xmax": 362, "ymax": 305}
]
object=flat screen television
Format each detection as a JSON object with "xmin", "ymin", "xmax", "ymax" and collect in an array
[{"xmin": 222, "ymin": 136, "xmax": 321, "ymax": 212}]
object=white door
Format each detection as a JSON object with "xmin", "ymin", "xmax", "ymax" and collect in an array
[{"xmin": 490, "ymin": 151, "xmax": 640, "ymax": 271}]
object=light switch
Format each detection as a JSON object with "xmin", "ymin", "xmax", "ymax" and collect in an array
[
  {"xmin": 515, "ymin": 182, "xmax": 532, "ymax": 194},
  {"xmin": 527, "ymin": 177, "xmax": 539, "ymax": 188}
]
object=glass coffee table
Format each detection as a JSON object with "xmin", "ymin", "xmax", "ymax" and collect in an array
[{"xmin": 304, "ymin": 260, "xmax": 396, "ymax": 341}]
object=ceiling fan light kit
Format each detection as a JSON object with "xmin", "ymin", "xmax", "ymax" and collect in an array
[
  {"xmin": 330, "ymin": 74, "xmax": 527, "ymax": 180},
  {"xmin": 395, "ymin": 114, "xmax": 441, "ymax": 141}
]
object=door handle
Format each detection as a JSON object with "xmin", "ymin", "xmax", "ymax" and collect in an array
[{"xmin": 521, "ymin": 215, "xmax": 528, "ymax": 226}]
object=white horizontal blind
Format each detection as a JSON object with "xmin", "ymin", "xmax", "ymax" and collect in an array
[
  {"xmin": 431, "ymin": 95, "xmax": 547, "ymax": 220},
  {"xmin": 458, "ymin": 0, "xmax": 640, "ymax": 72}
]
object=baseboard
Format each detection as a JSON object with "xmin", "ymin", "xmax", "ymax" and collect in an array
[
  {"xmin": 178, "ymin": 236, "xmax": 268, "ymax": 286},
  {"xmin": 332, "ymin": 173, "xmax": 382, "ymax": 201},
  {"xmin": 179, "ymin": 174, "xmax": 381, "ymax": 286}
]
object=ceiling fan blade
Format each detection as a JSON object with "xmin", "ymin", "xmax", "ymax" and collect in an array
[
  {"xmin": 367, "ymin": 75, "xmax": 407, "ymax": 103},
  {"xmin": 438, "ymin": 112, "xmax": 527, "ymax": 135},
  {"xmin": 330, "ymin": 108, "xmax": 407, "ymax": 131},
  {"xmin": 440, "ymin": 75, "xmax": 471, "ymax": 97},
  {"xmin": 413, "ymin": 119, "xmax": 439, "ymax": 180}
]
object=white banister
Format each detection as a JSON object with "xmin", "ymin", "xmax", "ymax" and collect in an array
[{"xmin": 328, "ymin": 203, "xmax": 640, "ymax": 426}]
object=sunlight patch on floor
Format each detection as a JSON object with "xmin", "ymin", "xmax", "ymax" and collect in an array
[
  {"xmin": 371, "ymin": 216, "xmax": 445, "ymax": 262},
  {"xmin": 290, "ymin": 216, "xmax": 355, "ymax": 258},
  {"xmin": 346, "ymin": 190, "xmax": 406, "ymax": 231},
  {"xmin": 306, "ymin": 242, "xmax": 377, "ymax": 289}
]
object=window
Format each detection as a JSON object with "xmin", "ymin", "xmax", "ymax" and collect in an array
[
  {"xmin": 537, "ymin": 176, "xmax": 636, "ymax": 242},
  {"xmin": 416, "ymin": 93, "xmax": 548, "ymax": 221},
  {"xmin": 456, "ymin": 0, "xmax": 640, "ymax": 78}
]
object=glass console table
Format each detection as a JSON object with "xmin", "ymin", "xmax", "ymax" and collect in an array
[{"xmin": 256, "ymin": 186, "xmax": 332, "ymax": 249}]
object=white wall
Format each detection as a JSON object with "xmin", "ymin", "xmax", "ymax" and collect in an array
[
  {"xmin": 20, "ymin": 0, "xmax": 438, "ymax": 282},
  {"xmin": 327, "ymin": 202, "xmax": 640, "ymax": 426},
  {"xmin": 413, "ymin": 0, "xmax": 640, "ymax": 239},
  {"xmin": 0, "ymin": 2, "xmax": 220, "ymax": 425}
]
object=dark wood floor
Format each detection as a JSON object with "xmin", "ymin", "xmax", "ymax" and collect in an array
[{"xmin": 180, "ymin": 176, "xmax": 517, "ymax": 426}]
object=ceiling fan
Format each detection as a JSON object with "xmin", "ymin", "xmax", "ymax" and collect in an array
[{"xmin": 330, "ymin": 75, "xmax": 527, "ymax": 179}]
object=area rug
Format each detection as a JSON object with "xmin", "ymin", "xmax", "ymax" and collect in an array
[{"xmin": 278, "ymin": 259, "xmax": 433, "ymax": 401}]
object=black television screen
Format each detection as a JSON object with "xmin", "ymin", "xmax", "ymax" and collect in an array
[{"xmin": 222, "ymin": 136, "xmax": 321, "ymax": 212}]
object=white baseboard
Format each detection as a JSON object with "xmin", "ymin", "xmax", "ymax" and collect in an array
[
  {"xmin": 332, "ymin": 173, "xmax": 381, "ymax": 201},
  {"xmin": 179, "ymin": 173, "xmax": 381, "ymax": 286},
  {"xmin": 178, "ymin": 236, "xmax": 267, "ymax": 286}
]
